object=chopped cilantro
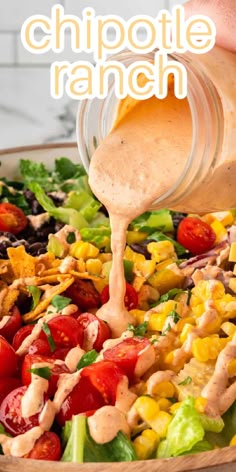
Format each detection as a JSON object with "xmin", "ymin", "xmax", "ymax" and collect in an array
[
  {"xmin": 42, "ymin": 322, "xmax": 56, "ymax": 352},
  {"xmin": 77, "ymin": 349, "xmax": 98, "ymax": 369},
  {"xmin": 168, "ymin": 306, "xmax": 180, "ymax": 324},
  {"xmin": 161, "ymin": 323, "xmax": 172, "ymax": 336},
  {"xmin": 30, "ymin": 366, "xmax": 52, "ymax": 380},
  {"xmin": 51, "ymin": 294, "xmax": 71, "ymax": 311},
  {"xmin": 27, "ymin": 285, "xmax": 42, "ymax": 310},
  {"xmin": 128, "ymin": 322, "xmax": 148, "ymax": 337},
  {"xmin": 178, "ymin": 376, "xmax": 192, "ymax": 386}
]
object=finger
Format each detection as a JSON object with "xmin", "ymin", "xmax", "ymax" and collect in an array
[{"xmin": 184, "ymin": 0, "xmax": 236, "ymax": 52}]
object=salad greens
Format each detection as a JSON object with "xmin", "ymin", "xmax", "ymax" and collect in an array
[{"xmin": 62, "ymin": 415, "xmax": 137, "ymax": 463}]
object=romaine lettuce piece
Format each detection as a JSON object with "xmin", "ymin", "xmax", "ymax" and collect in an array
[
  {"xmin": 64, "ymin": 191, "xmax": 101, "ymax": 222},
  {"xmin": 157, "ymin": 397, "xmax": 205, "ymax": 458},
  {"xmin": 62, "ymin": 415, "xmax": 137, "ymax": 463},
  {"xmin": 54, "ymin": 157, "xmax": 86, "ymax": 180},
  {"xmin": 147, "ymin": 231, "xmax": 188, "ymax": 256},
  {"xmin": 131, "ymin": 210, "xmax": 174, "ymax": 233},
  {"xmin": 80, "ymin": 227, "xmax": 111, "ymax": 251},
  {"xmin": 29, "ymin": 182, "xmax": 89, "ymax": 230}
]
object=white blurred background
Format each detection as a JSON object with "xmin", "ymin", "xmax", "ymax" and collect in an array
[{"xmin": 0, "ymin": 0, "xmax": 185, "ymax": 148}]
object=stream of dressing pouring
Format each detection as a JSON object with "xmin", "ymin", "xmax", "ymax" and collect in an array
[{"xmin": 89, "ymin": 82, "xmax": 192, "ymax": 337}]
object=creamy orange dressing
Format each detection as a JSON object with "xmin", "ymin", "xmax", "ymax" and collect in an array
[
  {"xmin": 87, "ymin": 406, "xmax": 130, "ymax": 444},
  {"xmin": 64, "ymin": 345, "xmax": 85, "ymax": 372},
  {"xmin": 115, "ymin": 377, "xmax": 137, "ymax": 414}
]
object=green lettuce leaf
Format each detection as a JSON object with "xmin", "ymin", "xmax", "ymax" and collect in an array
[
  {"xmin": 64, "ymin": 191, "xmax": 101, "ymax": 222},
  {"xmin": 130, "ymin": 210, "xmax": 174, "ymax": 233},
  {"xmin": 157, "ymin": 397, "xmax": 205, "ymax": 458},
  {"xmin": 54, "ymin": 158, "xmax": 86, "ymax": 181},
  {"xmin": 80, "ymin": 227, "xmax": 111, "ymax": 251},
  {"xmin": 61, "ymin": 415, "xmax": 137, "ymax": 463}
]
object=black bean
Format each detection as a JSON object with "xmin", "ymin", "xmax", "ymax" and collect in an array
[
  {"xmin": 31, "ymin": 199, "xmax": 44, "ymax": 215},
  {"xmin": 54, "ymin": 222, "xmax": 64, "ymax": 232},
  {"xmin": 37, "ymin": 247, "xmax": 47, "ymax": 255},
  {"xmin": 172, "ymin": 213, "xmax": 187, "ymax": 229},
  {"xmin": 23, "ymin": 189, "xmax": 35, "ymax": 202},
  {"xmin": 35, "ymin": 226, "xmax": 54, "ymax": 240},
  {"xmin": 130, "ymin": 240, "xmax": 154, "ymax": 259},
  {"xmin": 0, "ymin": 232, "xmax": 17, "ymax": 242}
]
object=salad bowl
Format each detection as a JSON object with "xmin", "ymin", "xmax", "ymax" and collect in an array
[{"xmin": 0, "ymin": 143, "xmax": 236, "ymax": 472}]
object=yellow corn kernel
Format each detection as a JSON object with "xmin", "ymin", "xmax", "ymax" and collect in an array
[
  {"xmin": 169, "ymin": 402, "xmax": 182, "ymax": 414},
  {"xmin": 133, "ymin": 429, "xmax": 159, "ymax": 460},
  {"xmin": 190, "ymin": 280, "xmax": 225, "ymax": 306},
  {"xmin": 148, "ymin": 411, "xmax": 172, "ymax": 437},
  {"xmin": 124, "ymin": 246, "xmax": 145, "ymax": 264},
  {"xmin": 156, "ymin": 398, "xmax": 172, "ymax": 411},
  {"xmin": 228, "ymin": 359, "xmax": 236, "ymax": 377},
  {"xmin": 147, "ymin": 241, "xmax": 176, "ymax": 263},
  {"xmin": 98, "ymin": 253, "xmax": 112, "ymax": 263},
  {"xmin": 210, "ymin": 220, "xmax": 227, "ymax": 243},
  {"xmin": 229, "ymin": 278, "xmax": 236, "ymax": 294},
  {"xmin": 180, "ymin": 323, "xmax": 194, "ymax": 344},
  {"xmin": 229, "ymin": 243, "xmax": 236, "ymax": 263},
  {"xmin": 221, "ymin": 321, "xmax": 236, "ymax": 337},
  {"xmin": 134, "ymin": 260, "xmax": 156, "ymax": 279},
  {"xmin": 132, "ymin": 275, "xmax": 146, "ymax": 292},
  {"xmin": 176, "ymin": 316, "xmax": 195, "ymax": 333},
  {"xmin": 191, "ymin": 303, "xmax": 205, "ymax": 318},
  {"xmin": 134, "ymin": 396, "xmax": 160, "ymax": 422},
  {"xmin": 196, "ymin": 312, "xmax": 222, "ymax": 335},
  {"xmin": 192, "ymin": 335, "xmax": 228, "ymax": 362},
  {"xmin": 69, "ymin": 241, "xmax": 99, "ymax": 260},
  {"xmin": 230, "ymin": 435, "xmax": 236, "ymax": 447},
  {"xmin": 152, "ymin": 381, "xmax": 175, "ymax": 399},
  {"xmin": 195, "ymin": 397, "xmax": 207, "ymax": 414},
  {"xmin": 85, "ymin": 258, "xmax": 102, "ymax": 275},
  {"xmin": 129, "ymin": 309, "xmax": 146, "ymax": 325},
  {"xmin": 148, "ymin": 312, "xmax": 167, "ymax": 331},
  {"xmin": 163, "ymin": 350, "xmax": 174, "ymax": 366}
]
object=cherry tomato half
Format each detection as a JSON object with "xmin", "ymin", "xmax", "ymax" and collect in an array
[
  {"xmin": 21, "ymin": 354, "xmax": 69, "ymax": 397},
  {"xmin": 0, "ymin": 336, "xmax": 17, "ymax": 378},
  {"xmin": 0, "ymin": 203, "xmax": 28, "ymax": 235},
  {"xmin": 100, "ymin": 282, "xmax": 138, "ymax": 311},
  {"xmin": 103, "ymin": 337, "xmax": 151, "ymax": 381},
  {"xmin": 12, "ymin": 325, "xmax": 34, "ymax": 352},
  {"xmin": 65, "ymin": 279, "xmax": 100, "ymax": 311},
  {"xmin": 177, "ymin": 217, "xmax": 216, "ymax": 255},
  {"xmin": 0, "ymin": 377, "xmax": 21, "ymax": 406},
  {"xmin": 25, "ymin": 431, "xmax": 61, "ymax": 461},
  {"xmin": 39, "ymin": 315, "xmax": 83, "ymax": 350},
  {"xmin": 77, "ymin": 312, "xmax": 111, "ymax": 352},
  {"xmin": 0, "ymin": 306, "xmax": 22, "ymax": 343},
  {"xmin": 0, "ymin": 386, "xmax": 44, "ymax": 436},
  {"xmin": 56, "ymin": 361, "xmax": 124, "ymax": 426}
]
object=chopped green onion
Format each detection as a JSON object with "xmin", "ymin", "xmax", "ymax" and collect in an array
[
  {"xmin": 77, "ymin": 350, "xmax": 98, "ymax": 369},
  {"xmin": 42, "ymin": 322, "xmax": 56, "ymax": 352},
  {"xmin": 29, "ymin": 366, "xmax": 52, "ymax": 380}
]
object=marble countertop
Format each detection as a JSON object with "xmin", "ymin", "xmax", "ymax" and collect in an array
[{"xmin": 0, "ymin": 67, "xmax": 77, "ymax": 150}]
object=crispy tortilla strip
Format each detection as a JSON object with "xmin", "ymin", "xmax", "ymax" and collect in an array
[
  {"xmin": 0, "ymin": 289, "xmax": 19, "ymax": 317},
  {"xmin": 0, "ymin": 260, "xmax": 9, "ymax": 275},
  {"xmin": 22, "ymin": 277, "xmax": 74, "ymax": 322},
  {"xmin": 39, "ymin": 268, "xmax": 60, "ymax": 276},
  {"xmin": 69, "ymin": 270, "xmax": 104, "ymax": 282},
  {"xmin": 34, "ymin": 274, "xmax": 71, "ymax": 284},
  {"xmin": 7, "ymin": 246, "xmax": 35, "ymax": 278}
]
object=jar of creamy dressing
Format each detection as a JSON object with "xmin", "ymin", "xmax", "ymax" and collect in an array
[{"xmin": 77, "ymin": 47, "xmax": 236, "ymax": 213}]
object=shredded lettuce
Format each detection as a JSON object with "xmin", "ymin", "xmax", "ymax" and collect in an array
[
  {"xmin": 157, "ymin": 397, "xmax": 205, "ymax": 458},
  {"xmin": 80, "ymin": 227, "xmax": 111, "ymax": 251},
  {"xmin": 64, "ymin": 191, "xmax": 101, "ymax": 222},
  {"xmin": 130, "ymin": 210, "xmax": 174, "ymax": 233}
]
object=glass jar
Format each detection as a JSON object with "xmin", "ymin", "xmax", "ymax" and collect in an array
[{"xmin": 77, "ymin": 48, "xmax": 236, "ymax": 213}]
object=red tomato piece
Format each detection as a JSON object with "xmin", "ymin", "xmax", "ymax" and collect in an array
[
  {"xmin": 100, "ymin": 282, "xmax": 138, "ymax": 311},
  {"xmin": 77, "ymin": 312, "xmax": 111, "ymax": 352},
  {"xmin": 57, "ymin": 361, "xmax": 124, "ymax": 426},
  {"xmin": 0, "ymin": 203, "xmax": 28, "ymax": 234},
  {"xmin": 177, "ymin": 217, "xmax": 216, "ymax": 255},
  {"xmin": 0, "ymin": 386, "xmax": 44, "ymax": 436},
  {"xmin": 28, "ymin": 338, "xmax": 52, "ymax": 356},
  {"xmin": 0, "ymin": 336, "xmax": 17, "ymax": 378},
  {"xmin": 21, "ymin": 354, "xmax": 69, "ymax": 397},
  {"xmin": 65, "ymin": 279, "xmax": 100, "ymax": 311},
  {"xmin": 12, "ymin": 324, "xmax": 34, "ymax": 351},
  {"xmin": 25, "ymin": 431, "xmax": 61, "ymax": 461},
  {"xmin": 39, "ymin": 315, "xmax": 83, "ymax": 350},
  {"xmin": 51, "ymin": 347, "xmax": 71, "ymax": 361},
  {"xmin": 81, "ymin": 360, "xmax": 125, "ymax": 405},
  {"xmin": 0, "ymin": 377, "xmax": 21, "ymax": 406},
  {"xmin": 56, "ymin": 376, "xmax": 105, "ymax": 426},
  {"xmin": 0, "ymin": 306, "xmax": 22, "ymax": 343},
  {"xmin": 103, "ymin": 337, "xmax": 151, "ymax": 381}
]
